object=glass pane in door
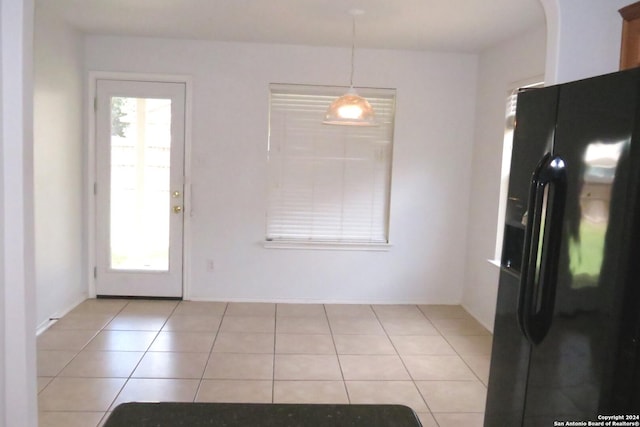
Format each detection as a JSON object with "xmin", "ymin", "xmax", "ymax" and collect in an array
[{"xmin": 110, "ymin": 96, "xmax": 172, "ymax": 271}]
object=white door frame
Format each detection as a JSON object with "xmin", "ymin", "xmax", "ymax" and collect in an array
[{"xmin": 86, "ymin": 71, "xmax": 193, "ymax": 299}]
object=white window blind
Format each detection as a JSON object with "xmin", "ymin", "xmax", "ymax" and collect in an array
[{"xmin": 267, "ymin": 84, "xmax": 396, "ymax": 245}]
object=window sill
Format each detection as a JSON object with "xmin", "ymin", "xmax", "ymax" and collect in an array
[
  {"xmin": 487, "ymin": 259, "xmax": 501, "ymax": 268},
  {"xmin": 263, "ymin": 240, "xmax": 392, "ymax": 252}
]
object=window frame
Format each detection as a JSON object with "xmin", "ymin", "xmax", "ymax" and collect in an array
[
  {"xmin": 492, "ymin": 78, "xmax": 544, "ymax": 265},
  {"xmin": 265, "ymin": 83, "xmax": 396, "ymax": 251}
]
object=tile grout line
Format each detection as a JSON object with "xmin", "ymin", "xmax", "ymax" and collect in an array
[
  {"xmin": 415, "ymin": 306, "xmax": 446, "ymax": 427},
  {"xmin": 272, "ymin": 303, "xmax": 278, "ymax": 403},
  {"xmin": 425, "ymin": 309, "xmax": 491, "ymax": 389},
  {"xmin": 41, "ymin": 299, "xmax": 142, "ymax": 426},
  {"xmin": 323, "ymin": 304, "xmax": 351, "ymax": 404},
  {"xmin": 47, "ymin": 300, "xmax": 136, "ymax": 424},
  {"xmin": 421, "ymin": 307, "xmax": 490, "ymax": 423},
  {"xmin": 439, "ymin": 333, "xmax": 489, "ymax": 387},
  {"xmin": 194, "ymin": 302, "xmax": 229, "ymax": 403},
  {"xmin": 105, "ymin": 300, "xmax": 179, "ymax": 415},
  {"xmin": 371, "ymin": 304, "xmax": 437, "ymax": 423},
  {"xmin": 39, "ymin": 300, "xmax": 133, "ymax": 388}
]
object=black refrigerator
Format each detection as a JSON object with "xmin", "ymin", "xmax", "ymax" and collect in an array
[{"xmin": 485, "ymin": 68, "xmax": 640, "ymax": 426}]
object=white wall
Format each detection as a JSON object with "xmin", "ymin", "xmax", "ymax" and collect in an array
[
  {"xmin": 542, "ymin": 0, "xmax": 630, "ymax": 84},
  {"xmin": 33, "ymin": 11, "xmax": 85, "ymax": 327},
  {"xmin": 85, "ymin": 36, "xmax": 478, "ymax": 304},
  {"xmin": 1, "ymin": 0, "xmax": 37, "ymax": 425},
  {"xmin": 461, "ymin": 26, "xmax": 547, "ymax": 331}
]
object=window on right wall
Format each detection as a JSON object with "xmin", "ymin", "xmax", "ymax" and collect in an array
[
  {"xmin": 266, "ymin": 83, "xmax": 396, "ymax": 248},
  {"xmin": 494, "ymin": 80, "xmax": 544, "ymax": 262}
]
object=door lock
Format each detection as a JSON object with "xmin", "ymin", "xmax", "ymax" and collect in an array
[{"xmin": 172, "ymin": 191, "xmax": 181, "ymax": 198}]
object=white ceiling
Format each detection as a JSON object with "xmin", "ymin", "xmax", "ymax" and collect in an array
[{"xmin": 37, "ymin": 0, "xmax": 546, "ymax": 53}]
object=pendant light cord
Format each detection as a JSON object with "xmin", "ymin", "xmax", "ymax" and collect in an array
[{"xmin": 350, "ymin": 14, "xmax": 356, "ymax": 88}]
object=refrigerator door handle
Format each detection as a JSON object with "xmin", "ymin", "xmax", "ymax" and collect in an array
[
  {"xmin": 518, "ymin": 154, "xmax": 567, "ymax": 344},
  {"xmin": 518, "ymin": 154, "xmax": 549, "ymax": 340}
]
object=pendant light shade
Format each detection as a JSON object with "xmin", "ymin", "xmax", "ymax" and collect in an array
[
  {"xmin": 323, "ymin": 9, "xmax": 376, "ymax": 126},
  {"xmin": 323, "ymin": 87, "xmax": 375, "ymax": 126}
]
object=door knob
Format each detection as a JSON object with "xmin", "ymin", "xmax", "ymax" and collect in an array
[{"xmin": 173, "ymin": 205, "xmax": 183, "ymax": 213}]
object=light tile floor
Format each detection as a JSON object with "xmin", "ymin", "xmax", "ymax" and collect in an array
[{"xmin": 37, "ymin": 300, "xmax": 492, "ymax": 427}]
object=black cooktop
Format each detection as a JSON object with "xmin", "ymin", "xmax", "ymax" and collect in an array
[{"xmin": 103, "ymin": 402, "xmax": 423, "ymax": 427}]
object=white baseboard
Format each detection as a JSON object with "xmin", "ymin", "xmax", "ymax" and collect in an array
[{"xmin": 36, "ymin": 293, "xmax": 89, "ymax": 336}]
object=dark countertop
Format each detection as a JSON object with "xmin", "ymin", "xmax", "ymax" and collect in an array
[{"xmin": 103, "ymin": 402, "xmax": 423, "ymax": 427}]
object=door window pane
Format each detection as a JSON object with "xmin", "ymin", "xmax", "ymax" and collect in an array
[{"xmin": 110, "ymin": 96, "xmax": 172, "ymax": 270}]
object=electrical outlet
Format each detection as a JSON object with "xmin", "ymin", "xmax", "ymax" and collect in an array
[{"xmin": 206, "ymin": 259, "xmax": 215, "ymax": 272}]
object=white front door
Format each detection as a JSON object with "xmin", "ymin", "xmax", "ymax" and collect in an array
[{"xmin": 95, "ymin": 79, "xmax": 186, "ymax": 297}]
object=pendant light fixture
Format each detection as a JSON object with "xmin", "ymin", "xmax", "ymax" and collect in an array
[{"xmin": 323, "ymin": 9, "xmax": 376, "ymax": 126}]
